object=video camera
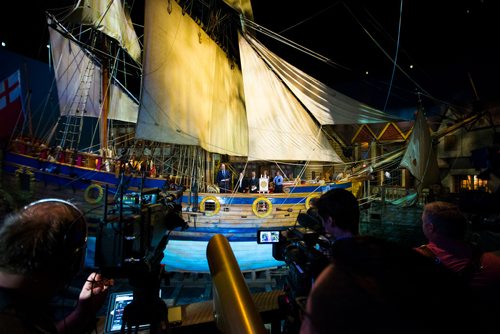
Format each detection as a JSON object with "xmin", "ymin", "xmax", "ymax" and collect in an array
[
  {"xmin": 271, "ymin": 220, "xmax": 331, "ymax": 299},
  {"xmin": 257, "ymin": 212, "xmax": 331, "ymax": 332}
]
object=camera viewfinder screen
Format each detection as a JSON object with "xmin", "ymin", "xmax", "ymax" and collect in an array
[{"xmin": 258, "ymin": 230, "xmax": 280, "ymax": 244}]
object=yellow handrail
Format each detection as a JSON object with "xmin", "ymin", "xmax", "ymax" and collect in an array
[{"xmin": 206, "ymin": 234, "xmax": 266, "ymax": 334}]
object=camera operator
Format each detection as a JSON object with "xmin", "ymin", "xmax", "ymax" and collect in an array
[
  {"xmin": 315, "ymin": 188, "xmax": 360, "ymax": 242},
  {"xmin": 0, "ymin": 199, "xmax": 113, "ymax": 333},
  {"xmin": 273, "ymin": 189, "xmax": 360, "ymax": 332}
]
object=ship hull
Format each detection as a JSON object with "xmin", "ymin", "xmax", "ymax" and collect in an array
[{"xmin": 3, "ymin": 151, "xmax": 356, "ymax": 272}]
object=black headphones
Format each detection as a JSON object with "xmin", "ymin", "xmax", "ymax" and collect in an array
[{"xmin": 24, "ymin": 198, "xmax": 88, "ymax": 281}]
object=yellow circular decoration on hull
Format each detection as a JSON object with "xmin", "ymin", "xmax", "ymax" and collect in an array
[
  {"xmin": 84, "ymin": 184, "xmax": 104, "ymax": 204},
  {"xmin": 200, "ymin": 196, "xmax": 221, "ymax": 216},
  {"xmin": 252, "ymin": 197, "xmax": 273, "ymax": 218}
]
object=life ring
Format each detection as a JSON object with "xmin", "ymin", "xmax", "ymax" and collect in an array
[
  {"xmin": 305, "ymin": 194, "xmax": 321, "ymax": 210},
  {"xmin": 200, "ymin": 196, "xmax": 221, "ymax": 216},
  {"xmin": 84, "ymin": 184, "xmax": 104, "ymax": 204},
  {"xmin": 252, "ymin": 197, "xmax": 273, "ymax": 218}
]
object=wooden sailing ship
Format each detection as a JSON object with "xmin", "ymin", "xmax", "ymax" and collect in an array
[{"xmin": 7, "ymin": 0, "xmax": 488, "ymax": 271}]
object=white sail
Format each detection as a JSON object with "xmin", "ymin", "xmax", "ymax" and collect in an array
[
  {"xmin": 135, "ymin": 0, "xmax": 406, "ymax": 163},
  {"xmin": 136, "ymin": 0, "xmax": 249, "ymax": 156},
  {"xmin": 108, "ymin": 82, "xmax": 139, "ymax": 123},
  {"xmin": 239, "ymin": 34, "xmax": 342, "ymax": 162},
  {"xmin": 246, "ymin": 34, "xmax": 403, "ymax": 125},
  {"xmin": 49, "ymin": 22, "xmax": 139, "ymax": 123},
  {"xmin": 66, "ymin": 0, "xmax": 141, "ymax": 63},
  {"xmin": 399, "ymin": 109, "xmax": 440, "ymax": 192},
  {"xmin": 49, "ymin": 23, "xmax": 102, "ymax": 118},
  {"xmin": 222, "ymin": 0, "xmax": 254, "ymax": 21}
]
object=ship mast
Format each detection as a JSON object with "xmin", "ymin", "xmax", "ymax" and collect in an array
[{"xmin": 101, "ymin": 56, "xmax": 110, "ymax": 152}]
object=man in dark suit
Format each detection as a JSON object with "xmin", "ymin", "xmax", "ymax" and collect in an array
[
  {"xmin": 216, "ymin": 163, "xmax": 231, "ymax": 193},
  {"xmin": 249, "ymin": 171, "xmax": 259, "ymax": 193}
]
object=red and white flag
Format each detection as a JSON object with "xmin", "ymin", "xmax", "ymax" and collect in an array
[{"xmin": 0, "ymin": 70, "xmax": 24, "ymax": 143}]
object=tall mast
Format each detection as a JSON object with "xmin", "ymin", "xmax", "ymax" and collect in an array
[{"xmin": 101, "ymin": 60, "xmax": 110, "ymax": 151}]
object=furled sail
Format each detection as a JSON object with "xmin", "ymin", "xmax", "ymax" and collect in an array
[
  {"xmin": 64, "ymin": 0, "xmax": 141, "ymax": 63},
  {"xmin": 48, "ymin": 22, "xmax": 138, "ymax": 123},
  {"xmin": 136, "ymin": 0, "xmax": 249, "ymax": 156},
  {"xmin": 399, "ymin": 109, "xmax": 440, "ymax": 192}
]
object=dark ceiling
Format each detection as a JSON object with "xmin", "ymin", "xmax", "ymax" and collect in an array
[{"xmin": 1, "ymin": 0, "xmax": 498, "ymax": 111}]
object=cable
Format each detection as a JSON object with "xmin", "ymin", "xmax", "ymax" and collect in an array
[{"xmin": 383, "ymin": 0, "xmax": 404, "ymax": 112}]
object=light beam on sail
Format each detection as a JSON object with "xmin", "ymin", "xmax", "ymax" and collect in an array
[
  {"xmin": 137, "ymin": 0, "xmax": 248, "ymax": 156},
  {"xmin": 239, "ymin": 34, "xmax": 342, "ymax": 162},
  {"xmin": 246, "ymin": 34, "xmax": 405, "ymax": 125},
  {"xmin": 65, "ymin": 0, "xmax": 141, "ymax": 63}
]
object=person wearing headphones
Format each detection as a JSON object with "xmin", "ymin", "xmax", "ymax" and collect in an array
[{"xmin": 0, "ymin": 198, "xmax": 113, "ymax": 333}]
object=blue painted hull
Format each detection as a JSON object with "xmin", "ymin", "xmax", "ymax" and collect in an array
[
  {"xmin": 3, "ymin": 151, "xmax": 355, "ymax": 231},
  {"xmin": 4, "ymin": 151, "xmax": 358, "ymax": 272},
  {"xmin": 3, "ymin": 151, "xmax": 166, "ymax": 191}
]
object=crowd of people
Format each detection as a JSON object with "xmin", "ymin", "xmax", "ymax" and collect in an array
[
  {"xmin": 216, "ymin": 164, "xmax": 296, "ymax": 193},
  {"xmin": 10, "ymin": 137, "xmax": 161, "ymax": 178}
]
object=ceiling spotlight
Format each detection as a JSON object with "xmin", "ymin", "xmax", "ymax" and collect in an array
[{"xmin": 1, "ymin": 42, "xmax": 5, "ymax": 47}]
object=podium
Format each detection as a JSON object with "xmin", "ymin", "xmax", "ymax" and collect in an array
[{"xmin": 259, "ymin": 176, "xmax": 269, "ymax": 193}]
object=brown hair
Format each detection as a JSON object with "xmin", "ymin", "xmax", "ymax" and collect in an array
[
  {"xmin": 422, "ymin": 201, "xmax": 467, "ymax": 239},
  {"xmin": 0, "ymin": 199, "xmax": 87, "ymax": 279}
]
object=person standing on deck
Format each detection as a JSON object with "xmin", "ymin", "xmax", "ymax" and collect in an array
[
  {"xmin": 237, "ymin": 172, "xmax": 247, "ymax": 192},
  {"xmin": 249, "ymin": 171, "xmax": 259, "ymax": 193},
  {"xmin": 216, "ymin": 163, "xmax": 231, "ymax": 193},
  {"xmin": 273, "ymin": 171, "xmax": 284, "ymax": 193}
]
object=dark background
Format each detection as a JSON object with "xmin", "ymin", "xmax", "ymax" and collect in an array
[{"xmin": 1, "ymin": 0, "xmax": 499, "ymax": 112}]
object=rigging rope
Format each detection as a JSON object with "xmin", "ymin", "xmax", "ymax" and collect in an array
[
  {"xmin": 383, "ymin": 0, "xmax": 404, "ymax": 112},
  {"xmin": 242, "ymin": 18, "xmax": 349, "ymax": 71},
  {"xmin": 341, "ymin": 2, "xmax": 432, "ymax": 99}
]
